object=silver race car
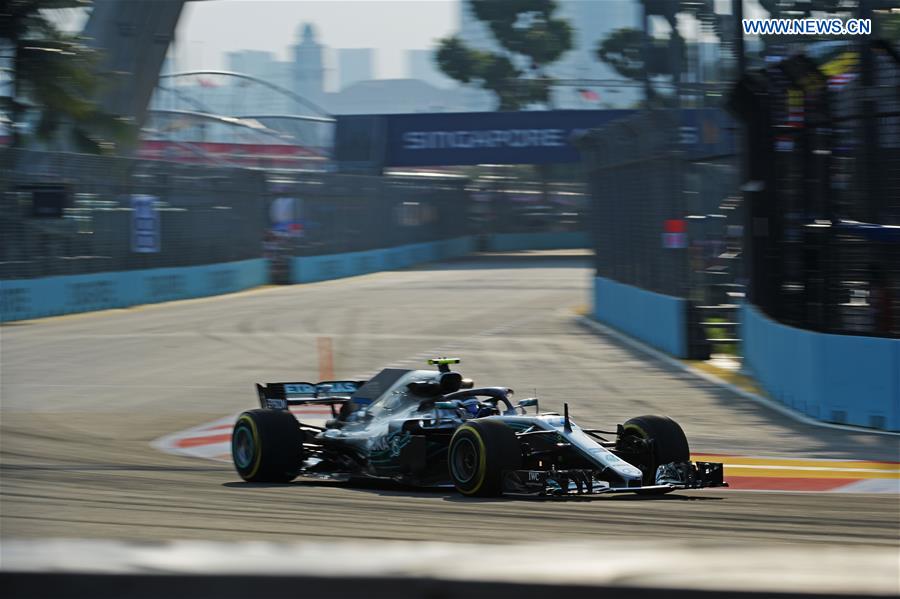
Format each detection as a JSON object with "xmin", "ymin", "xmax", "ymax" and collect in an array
[{"xmin": 232, "ymin": 359, "xmax": 726, "ymax": 497}]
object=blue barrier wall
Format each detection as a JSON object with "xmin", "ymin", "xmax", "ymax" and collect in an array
[
  {"xmin": 0, "ymin": 258, "xmax": 267, "ymax": 323},
  {"xmin": 291, "ymin": 237, "xmax": 474, "ymax": 284},
  {"xmin": 2, "ymin": 234, "xmax": 589, "ymax": 322},
  {"xmin": 594, "ymin": 277, "xmax": 687, "ymax": 357},
  {"xmin": 742, "ymin": 303, "xmax": 900, "ymax": 431},
  {"xmin": 486, "ymin": 232, "xmax": 588, "ymax": 252}
]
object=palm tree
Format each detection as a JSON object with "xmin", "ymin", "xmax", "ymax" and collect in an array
[{"xmin": 0, "ymin": 0, "xmax": 132, "ymax": 152}]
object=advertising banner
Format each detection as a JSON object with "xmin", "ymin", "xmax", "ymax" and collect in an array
[
  {"xmin": 334, "ymin": 110, "xmax": 633, "ymax": 169},
  {"xmin": 383, "ymin": 109, "xmax": 633, "ymax": 166},
  {"xmin": 335, "ymin": 108, "xmax": 735, "ymax": 169}
]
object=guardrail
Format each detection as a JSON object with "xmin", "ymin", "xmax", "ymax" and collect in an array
[
  {"xmin": 484, "ymin": 232, "xmax": 588, "ymax": 252},
  {"xmin": 0, "ymin": 236, "xmax": 475, "ymax": 321},
  {"xmin": 0, "ymin": 258, "xmax": 266, "ymax": 322},
  {"xmin": 291, "ymin": 237, "xmax": 474, "ymax": 284},
  {"xmin": 742, "ymin": 303, "xmax": 900, "ymax": 432},
  {"xmin": 1, "ymin": 233, "xmax": 594, "ymax": 322},
  {"xmin": 594, "ymin": 276, "xmax": 688, "ymax": 358}
]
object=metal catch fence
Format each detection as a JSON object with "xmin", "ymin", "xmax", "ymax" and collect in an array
[
  {"xmin": 0, "ymin": 149, "xmax": 267, "ymax": 280},
  {"xmin": 580, "ymin": 110, "xmax": 741, "ymax": 300},
  {"xmin": 582, "ymin": 111, "xmax": 688, "ymax": 297},
  {"xmin": 265, "ymin": 172, "xmax": 471, "ymax": 259},
  {"xmin": 730, "ymin": 39, "xmax": 900, "ymax": 338},
  {"xmin": 1, "ymin": 150, "xmax": 474, "ymax": 282}
]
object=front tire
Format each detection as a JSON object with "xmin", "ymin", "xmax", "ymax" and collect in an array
[
  {"xmin": 620, "ymin": 415, "xmax": 690, "ymax": 487},
  {"xmin": 448, "ymin": 419, "xmax": 521, "ymax": 497},
  {"xmin": 232, "ymin": 409, "xmax": 304, "ymax": 483}
]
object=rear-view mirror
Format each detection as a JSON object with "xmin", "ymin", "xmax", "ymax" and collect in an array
[{"xmin": 517, "ymin": 398, "xmax": 539, "ymax": 414}]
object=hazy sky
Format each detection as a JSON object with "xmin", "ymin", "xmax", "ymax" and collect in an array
[
  {"xmin": 48, "ymin": 0, "xmax": 770, "ymax": 84},
  {"xmin": 175, "ymin": 0, "xmax": 458, "ymax": 79},
  {"xmin": 171, "ymin": 0, "xmax": 765, "ymax": 80}
]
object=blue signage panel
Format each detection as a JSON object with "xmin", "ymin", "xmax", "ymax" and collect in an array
[
  {"xmin": 334, "ymin": 109, "xmax": 734, "ymax": 170},
  {"xmin": 131, "ymin": 194, "xmax": 160, "ymax": 253},
  {"xmin": 382, "ymin": 110, "xmax": 633, "ymax": 166}
]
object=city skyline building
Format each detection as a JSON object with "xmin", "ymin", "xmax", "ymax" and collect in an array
[
  {"xmin": 337, "ymin": 48, "xmax": 374, "ymax": 91},
  {"xmin": 226, "ymin": 49, "xmax": 293, "ymax": 113},
  {"xmin": 293, "ymin": 22, "xmax": 325, "ymax": 102},
  {"xmin": 153, "ymin": 4, "xmax": 656, "ymax": 122},
  {"xmin": 405, "ymin": 49, "xmax": 454, "ymax": 90}
]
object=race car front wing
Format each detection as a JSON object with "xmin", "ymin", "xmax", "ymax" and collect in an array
[{"xmin": 502, "ymin": 461, "xmax": 727, "ymax": 497}]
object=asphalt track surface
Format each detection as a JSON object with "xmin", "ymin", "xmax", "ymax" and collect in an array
[{"xmin": 1, "ymin": 251, "xmax": 898, "ymax": 549}]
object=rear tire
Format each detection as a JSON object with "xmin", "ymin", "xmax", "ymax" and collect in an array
[
  {"xmin": 448, "ymin": 419, "xmax": 521, "ymax": 497},
  {"xmin": 621, "ymin": 415, "xmax": 690, "ymax": 487},
  {"xmin": 232, "ymin": 409, "xmax": 304, "ymax": 483}
]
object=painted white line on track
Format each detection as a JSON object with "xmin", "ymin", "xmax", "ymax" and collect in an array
[
  {"xmin": 719, "ymin": 464, "xmax": 900, "ymax": 474},
  {"xmin": 697, "ymin": 453, "xmax": 900, "ymax": 464},
  {"xmin": 832, "ymin": 479, "xmax": 900, "ymax": 493},
  {"xmin": 151, "ymin": 414, "xmax": 237, "ymax": 460},
  {"xmin": 153, "ymin": 408, "xmax": 330, "ymax": 461}
]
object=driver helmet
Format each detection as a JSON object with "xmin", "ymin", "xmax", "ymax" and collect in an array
[{"xmin": 461, "ymin": 398, "xmax": 482, "ymax": 418}]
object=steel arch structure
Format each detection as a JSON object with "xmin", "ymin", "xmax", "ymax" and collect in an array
[
  {"xmin": 158, "ymin": 71, "xmax": 330, "ymax": 118},
  {"xmin": 84, "ymin": 3, "xmax": 333, "ymax": 129}
]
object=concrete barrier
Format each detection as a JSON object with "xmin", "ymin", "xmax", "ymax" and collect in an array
[
  {"xmin": 291, "ymin": 237, "xmax": 474, "ymax": 284},
  {"xmin": 1, "ymin": 234, "xmax": 578, "ymax": 322},
  {"xmin": 0, "ymin": 258, "xmax": 267, "ymax": 323},
  {"xmin": 486, "ymin": 231, "xmax": 588, "ymax": 252},
  {"xmin": 594, "ymin": 276, "xmax": 688, "ymax": 358},
  {"xmin": 742, "ymin": 303, "xmax": 900, "ymax": 431},
  {"xmin": 1, "ymin": 538, "xmax": 895, "ymax": 598}
]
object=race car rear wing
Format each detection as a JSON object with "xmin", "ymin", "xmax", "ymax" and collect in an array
[{"xmin": 256, "ymin": 380, "xmax": 365, "ymax": 412}]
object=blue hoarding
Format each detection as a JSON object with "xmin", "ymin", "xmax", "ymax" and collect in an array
[
  {"xmin": 332, "ymin": 110, "xmax": 633, "ymax": 169},
  {"xmin": 384, "ymin": 110, "xmax": 632, "ymax": 166},
  {"xmin": 334, "ymin": 109, "xmax": 736, "ymax": 169},
  {"xmin": 0, "ymin": 259, "xmax": 267, "ymax": 322}
]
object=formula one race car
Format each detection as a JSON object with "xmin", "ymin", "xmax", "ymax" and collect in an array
[{"xmin": 232, "ymin": 359, "xmax": 726, "ymax": 497}]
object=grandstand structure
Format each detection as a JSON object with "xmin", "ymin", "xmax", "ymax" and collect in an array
[{"xmin": 146, "ymin": 71, "xmax": 334, "ymax": 170}]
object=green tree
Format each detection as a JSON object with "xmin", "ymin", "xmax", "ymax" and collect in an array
[
  {"xmin": 595, "ymin": 28, "xmax": 644, "ymax": 82},
  {"xmin": 597, "ymin": 28, "xmax": 684, "ymax": 83},
  {"xmin": 435, "ymin": 0, "xmax": 573, "ymax": 111},
  {"xmin": 595, "ymin": 26, "xmax": 685, "ymax": 108},
  {"xmin": 1, "ymin": 0, "xmax": 132, "ymax": 152},
  {"xmin": 594, "ymin": 1, "xmax": 860, "ymax": 107}
]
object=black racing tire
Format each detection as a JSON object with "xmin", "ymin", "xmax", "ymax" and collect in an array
[
  {"xmin": 232, "ymin": 409, "xmax": 304, "ymax": 483},
  {"xmin": 621, "ymin": 415, "xmax": 690, "ymax": 487},
  {"xmin": 448, "ymin": 419, "xmax": 522, "ymax": 497}
]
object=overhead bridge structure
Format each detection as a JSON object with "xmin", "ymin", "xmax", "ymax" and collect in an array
[
  {"xmin": 82, "ymin": 3, "xmax": 333, "ymax": 164},
  {"xmin": 83, "ymin": 0, "xmax": 187, "ymax": 133}
]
